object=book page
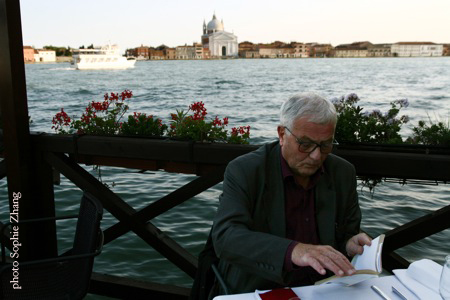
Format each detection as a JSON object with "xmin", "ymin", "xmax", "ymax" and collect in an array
[
  {"xmin": 322, "ymin": 273, "xmax": 378, "ymax": 286},
  {"xmin": 315, "ymin": 234, "xmax": 385, "ymax": 286},
  {"xmin": 352, "ymin": 234, "xmax": 384, "ymax": 273}
]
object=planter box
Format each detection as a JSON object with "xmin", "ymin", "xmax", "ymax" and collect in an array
[{"xmin": 26, "ymin": 133, "xmax": 450, "ymax": 181}]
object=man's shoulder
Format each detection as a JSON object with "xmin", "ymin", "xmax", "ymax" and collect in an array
[
  {"xmin": 325, "ymin": 154, "xmax": 356, "ymax": 173},
  {"xmin": 231, "ymin": 141, "xmax": 279, "ymax": 166}
]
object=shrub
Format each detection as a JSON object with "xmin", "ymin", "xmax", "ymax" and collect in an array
[{"xmin": 332, "ymin": 93, "xmax": 409, "ymax": 144}]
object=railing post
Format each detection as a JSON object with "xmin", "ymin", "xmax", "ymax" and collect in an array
[{"xmin": 0, "ymin": 0, "xmax": 57, "ymax": 259}]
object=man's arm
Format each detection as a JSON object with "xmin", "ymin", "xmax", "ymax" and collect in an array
[{"xmin": 212, "ymin": 159, "xmax": 292, "ymax": 283}]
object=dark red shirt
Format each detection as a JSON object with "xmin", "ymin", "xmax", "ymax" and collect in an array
[
  {"xmin": 281, "ymin": 155, "xmax": 321, "ymax": 245},
  {"xmin": 280, "ymin": 153, "xmax": 324, "ymax": 285}
]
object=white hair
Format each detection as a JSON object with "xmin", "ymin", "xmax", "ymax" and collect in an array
[{"xmin": 280, "ymin": 93, "xmax": 337, "ymax": 129}]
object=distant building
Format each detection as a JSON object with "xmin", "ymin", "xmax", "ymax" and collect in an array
[
  {"xmin": 128, "ymin": 45, "xmax": 176, "ymax": 60},
  {"xmin": 258, "ymin": 41, "xmax": 288, "ymax": 58},
  {"xmin": 23, "ymin": 46, "xmax": 35, "ymax": 62},
  {"xmin": 202, "ymin": 47, "xmax": 211, "ymax": 59},
  {"xmin": 368, "ymin": 44, "xmax": 392, "ymax": 57},
  {"xmin": 148, "ymin": 49, "xmax": 163, "ymax": 60},
  {"xmin": 164, "ymin": 48, "xmax": 176, "ymax": 60},
  {"xmin": 201, "ymin": 14, "xmax": 238, "ymax": 57},
  {"xmin": 308, "ymin": 43, "xmax": 333, "ymax": 58},
  {"xmin": 335, "ymin": 41, "xmax": 373, "ymax": 58},
  {"xmin": 238, "ymin": 41, "xmax": 260, "ymax": 58},
  {"xmin": 238, "ymin": 41, "xmax": 312, "ymax": 58},
  {"xmin": 290, "ymin": 42, "xmax": 309, "ymax": 58},
  {"xmin": 132, "ymin": 45, "xmax": 150, "ymax": 60},
  {"xmin": 176, "ymin": 44, "xmax": 197, "ymax": 59},
  {"xmin": 34, "ymin": 49, "xmax": 56, "ymax": 62},
  {"xmin": 391, "ymin": 42, "xmax": 443, "ymax": 57},
  {"xmin": 443, "ymin": 44, "xmax": 450, "ymax": 56}
]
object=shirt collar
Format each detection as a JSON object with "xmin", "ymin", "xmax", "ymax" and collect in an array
[{"xmin": 280, "ymin": 151, "xmax": 324, "ymax": 189}]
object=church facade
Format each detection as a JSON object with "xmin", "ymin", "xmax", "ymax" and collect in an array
[{"xmin": 202, "ymin": 14, "xmax": 238, "ymax": 58}]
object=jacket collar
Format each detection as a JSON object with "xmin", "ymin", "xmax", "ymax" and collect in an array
[
  {"xmin": 262, "ymin": 142, "xmax": 286, "ymax": 237},
  {"xmin": 263, "ymin": 142, "xmax": 336, "ymax": 245}
]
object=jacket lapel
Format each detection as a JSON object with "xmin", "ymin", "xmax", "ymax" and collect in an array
[
  {"xmin": 315, "ymin": 172, "xmax": 336, "ymax": 247},
  {"xmin": 262, "ymin": 143, "xmax": 286, "ymax": 237}
]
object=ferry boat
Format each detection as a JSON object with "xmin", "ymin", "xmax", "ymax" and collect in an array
[{"xmin": 71, "ymin": 44, "xmax": 136, "ymax": 70}]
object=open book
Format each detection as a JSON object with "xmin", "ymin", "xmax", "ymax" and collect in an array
[{"xmin": 315, "ymin": 234, "xmax": 385, "ymax": 286}]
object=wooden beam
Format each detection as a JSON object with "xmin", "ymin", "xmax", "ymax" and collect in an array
[
  {"xmin": 31, "ymin": 133, "xmax": 450, "ymax": 182},
  {"xmin": 103, "ymin": 165, "xmax": 225, "ymax": 244},
  {"xmin": 383, "ymin": 251, "xmax": 410, "ymax": 273},
  {"xmin": 0, "ymin": 159, "xmax": 6, "ymax": 180},
  {"xmin": 334, "ymin": 148, "xmax": 450, "ymax": 182},
  {"xmin": 45, "ymin": 152, "xmax": 198, "ymax": 278},
  {"xmin": 89, "ymin": 272, "xmax": 190, "ymax": 300},
  {"xmin": 0, "ymin": 0, "xmax": 57, "ymax": 259},
  {"xmin": 383, "ymin": 204, "xmax": 450, "ymax": 253}
]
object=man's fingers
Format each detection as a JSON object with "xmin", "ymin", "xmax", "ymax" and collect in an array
[
  {"xmin": 359, "ymin": 233, "xmax": 372, "ymax": 246},
  {"xmin": 346, "ymin": 233, "xmax": 373, "ymax": 257},
  {"xmin": 294, "ymin": 244, "xmax": 355, "ymax": 276},
  {"xmin": 308, "ymin": 257, "xmax": 327, "ymax": 275}
]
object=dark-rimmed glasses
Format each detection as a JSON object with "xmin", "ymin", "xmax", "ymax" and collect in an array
[{"xmin": 284, "ymin": 126, "xmax": 339, "ymax": 154}]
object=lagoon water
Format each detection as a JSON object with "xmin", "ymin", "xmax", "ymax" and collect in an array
[{"xmin": 1, "ymin": 58, "xmax": 449, "ymax": 296}]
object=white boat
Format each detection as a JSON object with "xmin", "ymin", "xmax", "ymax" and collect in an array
[{"xmin": 71, "ymin": 44, "xmax": 136, "ymax": 70}]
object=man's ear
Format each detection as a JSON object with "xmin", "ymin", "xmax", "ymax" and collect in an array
[{"xmin": 277, "ymin": 126, "xmax": 285, "ymax": 146}]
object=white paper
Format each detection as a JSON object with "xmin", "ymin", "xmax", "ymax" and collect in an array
[
  {"xmin": 393, "ymin": 259, "xmax": 443, "ymax": 300},
  {"xmin": 352, "ymin": 235, "xmax": 383, "ymax": 272},
  {"xmin": 407, "ymin": 259, "xmax": 442, "ymax": 293}
]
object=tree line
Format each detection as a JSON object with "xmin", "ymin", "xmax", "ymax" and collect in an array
[{"xmin": 42, "ymin": 44, "xmax": 95, "ymax": 56}]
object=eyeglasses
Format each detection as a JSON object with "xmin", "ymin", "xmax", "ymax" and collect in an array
[{"xmin": 284, "ymin": 127, "xmax": 339, "ymax": 154}]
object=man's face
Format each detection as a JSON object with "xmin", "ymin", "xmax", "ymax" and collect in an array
[{"xmin": 278, "ymin": 117, "xmax": 335, "ymax": 180}]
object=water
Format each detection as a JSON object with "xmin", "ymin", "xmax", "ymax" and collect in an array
[{"xmin": 1, "ymin": 58, "xmax": 449, "ymax": 297}]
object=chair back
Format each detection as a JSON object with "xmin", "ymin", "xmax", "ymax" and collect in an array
[
  {"xmin": 68, "ymin": 191, "xmax": 103, "ymax": 298},
  {"xmin": 0, "ymin": 191, "xmax": 103, "ymax": 300}
]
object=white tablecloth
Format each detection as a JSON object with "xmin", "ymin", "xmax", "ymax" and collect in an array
[{"xmin": 213, "ymin": 276, "xmax": 419, "ymax": 300}]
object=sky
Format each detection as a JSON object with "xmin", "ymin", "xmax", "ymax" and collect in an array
[{"xmin": 19, "ymin": 0, "xmax": 450, "ymax": 50}]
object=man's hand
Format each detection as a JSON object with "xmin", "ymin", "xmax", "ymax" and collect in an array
[
  {"xmin": 346, "ymin": 233, "xmax": 372, "ymax": 257},
  {"xmin": 291, "ymin": 243, "xmax": 356, "ymax": 277}
]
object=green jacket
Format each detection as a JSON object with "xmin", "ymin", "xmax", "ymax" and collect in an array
[{"xmin": 212, "ymin": 141, "xmax": 361, "ymax": 294}]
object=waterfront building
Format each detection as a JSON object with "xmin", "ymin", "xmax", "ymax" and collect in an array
[
  {"xmin": 164, "ymin": 48, "xmax": 176, "ymax": 60},
  {"xmin": 368, "ymin": 44, "xmax": 392, "ymax": 57},
  {"xmin": 128, "ymin": 45, "xmax": 176, "ymax": 60},
  {"xmin": 335, "ymin": 41, "xmax": 373, "ymax": 58},
  {"xmin": 290, "ymin": 42, "xmax": 309, "ymax": 58},
  {"xmin": 194, "ymin": 43, "xmax": 203, "ymax": 59},
  {"xmin": 202, "ymin": 47, "xmax": 211, "ymax": 59},
  {"xmin": 443, "ymin": 44, "xmax": 450, "ymax": 56},
  {"xmin": 34, "ymin": 49, "xmax": 56, "ymax": 62},
  {"xmin": 175, "ymin": 43, "xmax": 203, "ymax": 59},
  {"xmin": 23, "ymin": 45, "xmax": 35, "ymax": 62},
  {"xmin": 258, "ymin": 42, "xmax": 287, "ymax": 58},
  {"xmin": 309, "ymin": 43, "xmax": 334, "ymax": 58},
  {"xmin": 132, "ymin": 45, "xmax": 151, "ymax": 60},
  {"xmin": 238, "ymin": 41, "xmax": 260, "ymax": 58},
  {"xmin": 391, "ymin": 42, "xmax": 443, "ymax": 57},
  {"xmin": 149, "ymin": 49, "xmax": 164, "ymax": 60},
  {"xmin": 201, "ymin": 14, "xmax": 238, "ymax": 58}
]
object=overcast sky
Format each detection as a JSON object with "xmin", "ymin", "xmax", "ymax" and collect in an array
[{"xmin": 19, "ymin": 0, "xmax": 450, "ymax": 50}]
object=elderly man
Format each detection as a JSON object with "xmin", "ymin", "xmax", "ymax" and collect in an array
[{"xmin": 211, "ymin": 93, "xmax": 371, "ymax": 294}]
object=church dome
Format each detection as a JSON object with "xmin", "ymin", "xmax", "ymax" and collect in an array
[{"xmin": 207, "ymin": 14, "xmax": 224, "ymax": 32}]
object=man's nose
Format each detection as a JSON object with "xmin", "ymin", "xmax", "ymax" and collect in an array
[{"xmin": 308, "ymin": 146, "xmax": 322, "ymax": 160}]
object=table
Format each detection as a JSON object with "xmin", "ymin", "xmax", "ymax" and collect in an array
[{"xmin": 213, "ymin": 276, "xmax": 419, "ymax": 300}]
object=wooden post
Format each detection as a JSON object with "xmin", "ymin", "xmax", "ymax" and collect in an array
[{"xmin": 0, "ymin": 0, "xmax": 57, "ymax": 259}]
